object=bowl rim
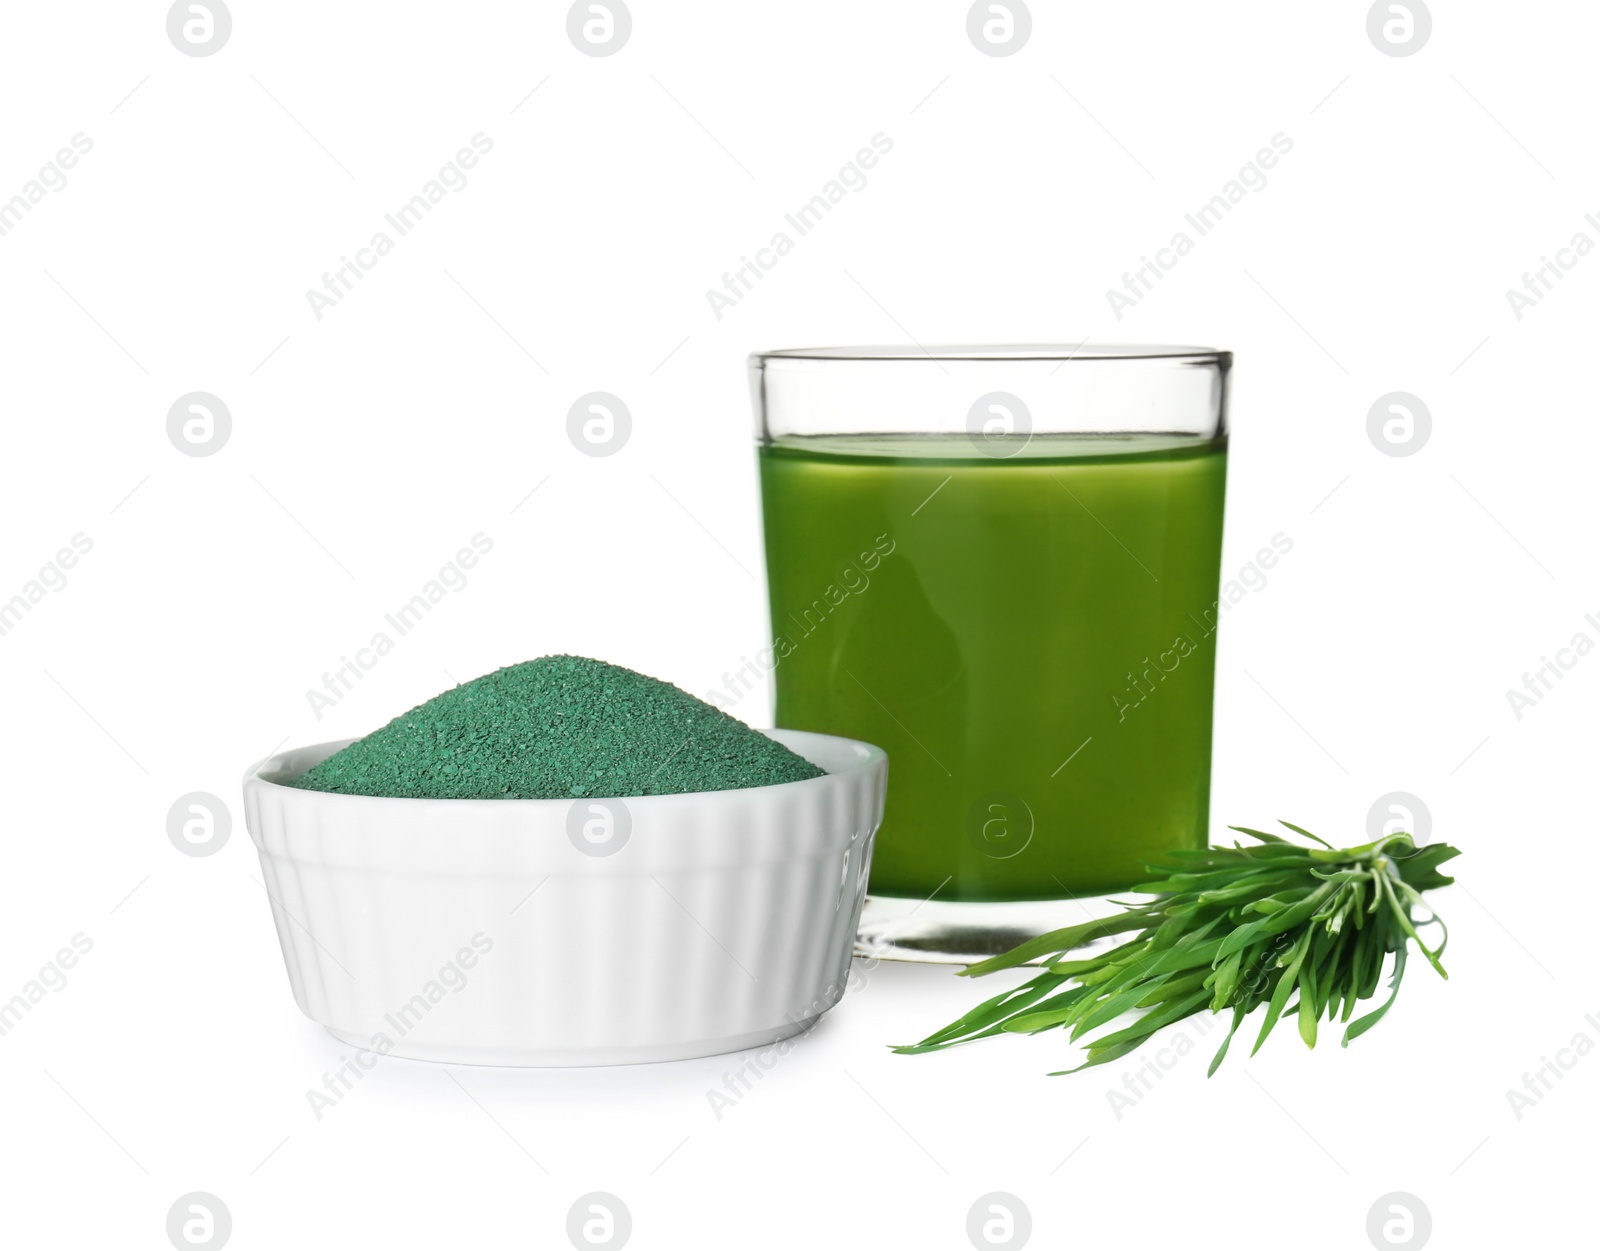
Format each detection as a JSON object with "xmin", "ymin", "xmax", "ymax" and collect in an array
[{"xmin": 242, "ymin": 726, "xmax": 887, "ymax": 810}]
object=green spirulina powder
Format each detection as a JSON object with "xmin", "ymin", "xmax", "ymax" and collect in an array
[{"xmin": 289, "ymin": 655, "xmax": 824, "ymax": 800}]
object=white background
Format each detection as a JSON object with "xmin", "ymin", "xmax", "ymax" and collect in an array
[{"xmin": 1, "ymin": 2, "xmax": 1594, "ymax": 1247}]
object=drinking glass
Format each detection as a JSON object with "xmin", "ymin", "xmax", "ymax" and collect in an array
[{"xmin": 751, "ymin": 345, "xmax": 1231, "ymax": 962}]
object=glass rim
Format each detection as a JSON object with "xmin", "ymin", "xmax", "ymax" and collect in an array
[
  {"xmin": 750, "ymin": 343, "xmax": 1230, "ymax": 443},
  {"xmin": 751, "ymin": 343, "xmax": 1230, "ymax": 365}
]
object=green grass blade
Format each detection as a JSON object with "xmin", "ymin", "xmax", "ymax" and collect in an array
[
  {"xmin": 893, "ymin": 972, "xmax": 1075, "ymax": 1051},
  {"xmin": 1297, "ymin": 962, "xmax": 1319, "ymax": 1048},
  {"xmin": 1052, "ymin": 1038, "xmax": 1145, "ymax": 1076},
  {"xmin": 1343, "ymin": 946, "xmax": 1408, "ymax": 1046},
  {"xmin": 1277, "ymin": 820, "xmax": 1334, "ymax": 848},
  {"xmin": 1087, "ymin": 988, "xmax": 1214, "ymax": 1052},
  {"xmin": 1250, "ymin": 930, "xmax": 1311, "ymax": 1055},
  {"xmin": 1207, "ymin": 1006, "xmax": 1249, "ymax": 1076},
  {"xmin": 960, "ymin": 911, "xmax": 1152, "ymax": 978}
]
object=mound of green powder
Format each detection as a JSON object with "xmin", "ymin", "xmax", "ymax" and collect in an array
[{"xmin": 289, "ymin": 655, "xmax": 825, "ymax": 800}]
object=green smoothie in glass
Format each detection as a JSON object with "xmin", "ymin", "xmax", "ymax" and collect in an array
[{"xmin": 750, "ymin": 346, "xmax": 1231, "ymax": 961}]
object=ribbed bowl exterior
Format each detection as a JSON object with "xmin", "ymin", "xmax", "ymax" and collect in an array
[{"xmin": 241, "ymin": 730, "xmax": 886, "ymax": 1066}]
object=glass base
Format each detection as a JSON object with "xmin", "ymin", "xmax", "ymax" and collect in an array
[{"xmin": 855, "ymin": 891, "xmax": 1132, "ymax": 965}]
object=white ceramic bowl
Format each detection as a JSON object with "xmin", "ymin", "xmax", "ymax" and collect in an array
[{"xmin": 241, "ymin": 729, "xmax": 886, "ymax": 1066}]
